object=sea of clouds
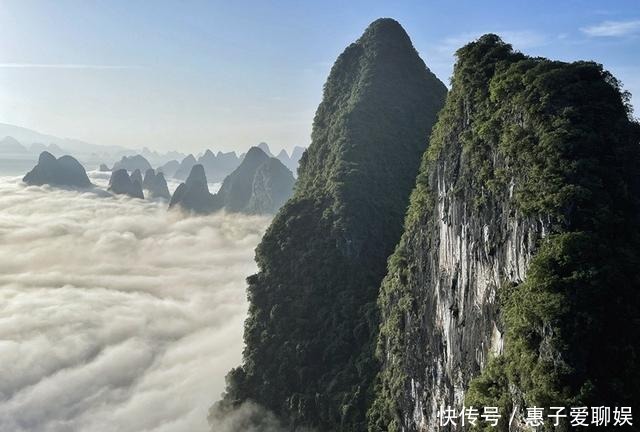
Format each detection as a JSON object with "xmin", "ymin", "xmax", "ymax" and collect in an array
[{"xmin": 0, "ymin": 172, "xmax": 270, "ymax": 432}]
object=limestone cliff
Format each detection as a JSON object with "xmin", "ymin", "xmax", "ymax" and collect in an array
[{"xmin": 371, "ymin": 35, "xmax": 640, "ymax": 432}]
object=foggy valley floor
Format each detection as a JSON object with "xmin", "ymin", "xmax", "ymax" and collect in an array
[{"xmin": 0, "ymin": 171, "xmax": 269, "ymax": 432}]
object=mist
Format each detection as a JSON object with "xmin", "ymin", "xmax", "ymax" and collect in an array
[{"xmin": 0, "ymin": 173, "xmax": 270, "ymax": 432}]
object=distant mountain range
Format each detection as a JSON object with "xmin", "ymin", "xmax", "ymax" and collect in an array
[
  {"xmin": 22, "ymin": 145, "xmax": 295, "ymax": 216},
  {"xmin": 0, "ymin": 123, "xmax": 306, "ymax": 174},
  {"xmin": 0, "ymin": 123, "xmax": 131, "ymax": 162},
  {"xmin": 169, "ymin": 146, "xmax": 294, "ymax": 214}
]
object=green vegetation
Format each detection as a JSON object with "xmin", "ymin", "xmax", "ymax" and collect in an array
[
  {"xmin": 213, "ymin": 18, "xmax": 447, "ymax": 431},
  {"xmin": 372, "ymin": 34, "xmax": 640, "ymax": 430}
]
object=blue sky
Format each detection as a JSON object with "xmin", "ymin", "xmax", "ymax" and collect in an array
[{"xmin": 0, "ymin": 0, "xmax": 638, "ymax": 153}]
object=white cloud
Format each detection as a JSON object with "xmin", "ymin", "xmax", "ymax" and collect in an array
[
  {"xmin": 581, "ymin": 19, "xmax": 640, "ymax": 37},
  {"xmin": 0, "ymin": 173, "xmax": 269, "ymax": 432}
]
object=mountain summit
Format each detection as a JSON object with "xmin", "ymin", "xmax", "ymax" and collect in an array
[{"xmin": 169, "ymin": 164, "xmax": 216, "ymax": 213}]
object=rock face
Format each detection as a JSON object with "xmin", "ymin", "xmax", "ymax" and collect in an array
[
  {"xmin": 213, "ymin": 146, "xmax": 294, "ymax": 214},
  {"xmin": 23, "ymin": 151, "xmax": 92, "ymax": 188},
  {"xmin": 213, "ymin": 18, "xmax": 447, "ymax": 431},
  {"xmin": 371, "ymin": 35, "xmax": 640, "ymax": 432},
  {"xmin": 108, "ymin": 168, "xmax": 144, "ymax": 199},
  {"xmin": 98, "ymin": 163, "xmax": 110, "ymax": 172},
  {"xmin": 111, "ymin": 154, "xmax": 152, "ymax": 172},
  {"xmin": 169, "ymin": 164, "xmax": 216, "ymax": 213},
  {"xmin": 142, "ymin": 168, "xmax": 171, "ymax": 200}
]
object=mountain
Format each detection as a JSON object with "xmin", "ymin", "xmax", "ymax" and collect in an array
[
  {"xmin": 29, "ymin": 142, "xmax": 65, "ymax": 156},
  {"xmin": 108, "ymin": 169, "xmax": 144, "ymax": 199},
  {"xmin": 0, "ymin": 136, "xmax": 28, "ymax": 154},
  {"xmin": 275, "ymin": 146, "xmax": 306, "ymax": 173},
  {"xmin": 276, "ymin": 149, "xmax": 289, "ymax": 162},
  {"xmin": 257, "ymin": 142, "xmax": 272, "ymax": 157},
  {"xmin": 23, "ymin": 151, "xmax": 92, "ymax": 188},
  {"xmin": 213, "ymin": 146, "xmax": 294, "ymax": 214},
  {"xmin": 112, "ymin": 155, "xmax": 152, "ymax": 172},
  {"xmin": 370, "ymin": 35, "xmax": 640, "ymax": 431},
  {"xmin": 212, "ymin": 18, "xmax": 447, "ymax": 430},
  {"xmin": 290, "ymin": 146, "xmax": 305, "ymax": 163},
  {"xmin": 140, "ymin": 146, "xmax": 187, "ymax": 167},
  {"xmin": 0, "ymin": 123, "xmax": 130, "ymax": 159},
  {"xmin": 142, "ymin": 168, "xmax": 171, "ymax": 200},
  {"xmin": 157, "ymin": 159, "xmax": 180, "ymax": 178},
  {"xmin": 173, "ymin": 154, "xmax": 197, "ymax": 180},
  {"xmin": 99, "ymin": 163, "xmax": 110, "ymax": 172},
  {"xmin": 169, "ymin": 164, "xmax": 216, "ymax": 213},
  {"xmin": 197, "ymin": 149, "xmax": 241, "ymax": 182},
  {"xmin": 130, "ymin": 169, "xmax": 143, "ymax": 188},
  {"xmin": 245, "ymin": 157, "xmax": 295, "ymax": 213}
]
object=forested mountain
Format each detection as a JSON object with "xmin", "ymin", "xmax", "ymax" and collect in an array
[
  {"xmin": 370, "ymin": 34, "xmax": 640, "ymax": 431},
  {"xmin": 212, "ymin": 18, "xmax": 447, "ymax": 431}
]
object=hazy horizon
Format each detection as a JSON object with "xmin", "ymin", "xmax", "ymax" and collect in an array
[{"xmin": 1, "ymin": 0, "xmax": 638, "ymax": 154}]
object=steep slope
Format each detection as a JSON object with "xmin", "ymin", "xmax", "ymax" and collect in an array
[
  {"xmin": 108, "ymin": 169, "xmax": 144, "ymax": 199},
  {"xmin": 168, "ymin": 164, "xmax": 216, "ymax": 213},
  {"xmin": 246, "ymin": 157, "xmax": 295, "ymax": 214},
  {"xmin": 130, "ymin": 169, "xmax": 143, "ymax": 189},
  {"xmin": 213, "ymin": 18, "xmax": 447, "ymax": 431},
  {"xmin": 257, "ymin": 142, "xmax": 273, "ymax": 156},
  {"xmin": 23, "ymin": 151, "xmax": 91, "ymax": 188},
  {"xmin": 173, "ymin": 154, "xmax": 197, "ymax": 180},
  {"xmin": 143, "ymin": 168, "xmax": 171, "ymax": 200},
  {"xmin": 213, "ymin": 146, "xmax": 293, "ymax": 214},
  {"xmin": 371, "ymin": 34, "xmax": 640, "ymax": 432},
  {"xmin": 276, "ymin": 146, "xmax": 306, "ymax": 173}
]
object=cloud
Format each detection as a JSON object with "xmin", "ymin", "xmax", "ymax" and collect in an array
[
  {"xmin": 0, "ymin": 63, "xmax": 140, "ymax": 70},
  {"xmin": 0, "ymin": 173, "xmax": 269, "ymax": 432},
  {"xmin": 208, "ymin": 401, "xmax": 316, "ymax": 432},
  {"xmin": 581, "ymin": 19, "xmax": 640, "ymax": 37}
]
